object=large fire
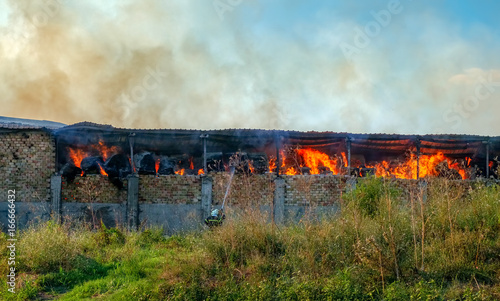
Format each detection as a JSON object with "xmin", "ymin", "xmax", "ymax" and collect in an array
[
  {"xmin": 66, "ymin": 140, "xmax": 469, "ymax": 180},
  {"xmin": 370, "ymin": 152, "xmax": 467, "ymax": 180},
  {"xmin": 278, "ymin": 148, "xmax": 341, "ymax": 175},
  {"xmin": 67, "ymin": 140, "xmax": 120, "ymax": 177},
  {"xmin": 268, "ymin": 147, "xmax": 468, "ymax": 180},
  {"xmin": 295, "ymin": 148, "xmax": 340, "ymax": 175}
]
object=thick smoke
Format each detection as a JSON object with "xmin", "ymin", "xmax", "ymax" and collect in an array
[{"xmin": 0, "ymin": 0, "xmax": 499, "ymax": 134}]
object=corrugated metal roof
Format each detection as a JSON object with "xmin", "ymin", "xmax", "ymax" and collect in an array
[
  {"xmin": 55, "ymin": 122, "xmax": 494, "ymax": 139},
  {"xmin": 0, "ymin": 122, "xmax": 45, "ymax": 130},
  {"xmin": 51, "ymin": 121, "xmax": 500, "ymax": 158}
]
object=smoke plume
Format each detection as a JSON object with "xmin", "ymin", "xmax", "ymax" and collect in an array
[{"xmin": 1, "ymin": 0, "xmax": 499, "ymax": 134}]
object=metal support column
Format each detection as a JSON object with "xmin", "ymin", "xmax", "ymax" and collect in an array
[
  {"xmin": 129, "ymin": 133, "xmax": 136, "ymax": 174},
  {"xmin": 200, "ymin": 134, "xmax": 209, "ymax": 174},
  {"xmin": 275, "ymin": 134, "xmax": 281, "ymax": 177},
  {"xmin": 485, "ymin": 141, "xmax": 490, "ymax": 178}
]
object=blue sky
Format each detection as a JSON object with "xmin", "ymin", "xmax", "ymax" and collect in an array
[{"xmin": 0, "ymin": 0, "xmax": 499, "ymax": 134}]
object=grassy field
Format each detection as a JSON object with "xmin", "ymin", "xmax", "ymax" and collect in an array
[{"xmin": 2, "ymin": 177, "xmax": 500, "ymax": 300}]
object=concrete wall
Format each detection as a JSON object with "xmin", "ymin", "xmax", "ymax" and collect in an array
[
  {"xmin": 62, "ymin": 202, "xmax": 126, "ymax": 228},
  {"xmin": 0, "ymin": 202, "xmax": 51, "ymax": 232},
  {"xmin": 139, "ymin": 204, "xmax": 203, "ymax": 234}
]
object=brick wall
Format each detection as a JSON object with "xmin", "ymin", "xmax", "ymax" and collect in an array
[
  {"xmin": 0, "ymin": 131, "xmax": 55, "ymax": 202},
  {"xmin": 139, "ymin": 175, "xmax": 202, "ymax": 204},
  {"xmin": 61, "ymin": 175, "xmax": 127, "ymax": 203},
  {"xmin": 284, "ymin": 175, "xmax": 348, "ymax": 206},
  {"xmin": 211, "ymin": 173, "xmax": 275, "ymax": 207}
]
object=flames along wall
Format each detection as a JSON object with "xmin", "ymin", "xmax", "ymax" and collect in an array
[{"xmin": 2, "ymin": 123, "xmax": 499, "ymax": 233}]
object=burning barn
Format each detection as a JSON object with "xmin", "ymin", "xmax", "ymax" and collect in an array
[
  {"xmin": 1, "ymin": 118, "xmax": 500, "ymax": 233},
  {"xmin": 55, "ymin": 122, "xmax": 499, "ymax": 181}
]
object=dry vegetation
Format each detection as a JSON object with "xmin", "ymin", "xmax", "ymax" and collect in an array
[{"xmin": 1, "ymin": 176, "xmax": 500, "ymax": 300}]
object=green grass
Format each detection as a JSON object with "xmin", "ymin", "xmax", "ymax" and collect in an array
[{"xmin": 1, "ymin": 177, "xmax": 500, "ymax": 300}]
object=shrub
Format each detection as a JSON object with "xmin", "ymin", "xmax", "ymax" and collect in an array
[
  {"xmin": 344, "ymin": 176, "xmax": 401, "ymax": 218},
  {"xmin": 93, "ymin": 222, "xmax": 126, "ymax": 247}
]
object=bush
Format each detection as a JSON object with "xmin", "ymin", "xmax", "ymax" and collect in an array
[
  {"xmin": 344, "ymin": 176, "xmax": 401, "ymax": 218},
  {"xmin": 93, "ymin": 222, "xmax": 126, "ymax": 247}
]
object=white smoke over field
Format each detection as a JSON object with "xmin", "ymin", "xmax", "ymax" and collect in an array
[{"xmin": 0, "ymin": 0, "xmax": 499, "ymax": 135}]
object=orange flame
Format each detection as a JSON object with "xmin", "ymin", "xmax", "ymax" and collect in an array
[
  {"xmin": 189, "ymin": 157, "xmax": 194, "ymax": 170},
  {"xmin": 285, "ymin": 167, "xmax": 298, "ymax": 175},
  {"xmin": 371, "ymin": 152, "xmax": 467, "ymax": 180},
  {"xmin": 67, "ymin": 140, "xmax": 119, "ymax": 172},
  {"xmin": 270, "ymin": 146, "xmax": 468, "ymax": 180},
  {"xmin": 268, "ymin": 158, "xmax": 276, "ymax": 173},
  {"xmin": 175, "ymin": 169, "xmax": 185, "ymax": 175},
  {"xmin": 268, "ymin": 148, "xmax": 340, "ymax": 175},
  {"xmin": 68, "ymin": 148, "xmax": 86, "ymax": 168},
  {"xmin": 341, "ymin": 152, "xmax": 348, "ymax": 167},
  {"xmin": 489, "ymin": 161, "xmax": 494, "ymax": 169},
  {"xmin": 281, "ymin": 151, "xmax": 286, "ymax": 168},
  {"xmin": 97, "ymin": 162, "xmax": 108, "ymax": 177},
  {"xmin": 248, "ymin": 161, "xmax": 255, "ymax": 173},
  {"xmin": 96, "ymin": 141, "xmax": 119, "ymax": 161},
  {"xmin": 198, "ymin": 168, "xmax": 204, "ymax": 175},
  {"xmin": 155, "ymin": 158, "xmax": 160, "ymax": 174},
  {"xmin": 295, "ymin": 148, "xmax": 339, "ymax": 175}
]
